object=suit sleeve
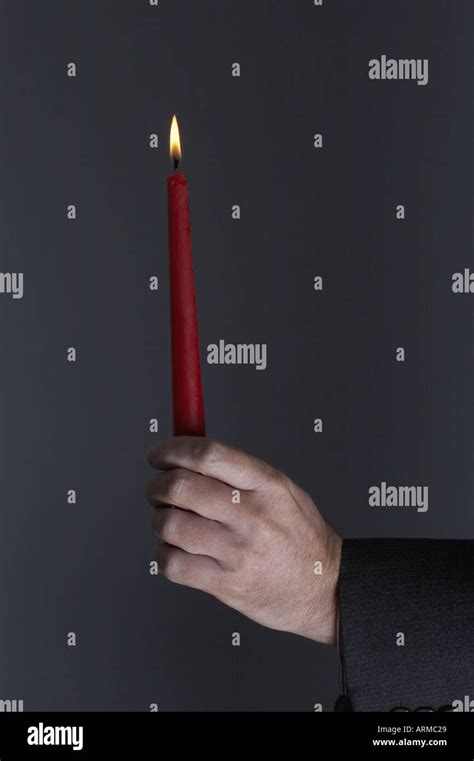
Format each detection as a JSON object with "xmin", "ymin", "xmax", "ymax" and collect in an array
[{"xmin": 337, "ymin": 538, "xmax": 474, "ymax": 712}]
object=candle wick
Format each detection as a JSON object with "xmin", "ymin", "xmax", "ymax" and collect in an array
[{"xmin": 173, "ymin": 157, "xmax": 180, "ymax": 172}]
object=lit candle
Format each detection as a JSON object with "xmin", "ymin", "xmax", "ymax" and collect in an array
[{"xmin": 167, "ymin": 115, "xmax": 206, "ymax": 436}]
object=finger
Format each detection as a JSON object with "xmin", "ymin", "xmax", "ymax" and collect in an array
[
  {"xmin": 151, "ymin": 507, "xmax": 234, "ymax": 561},
  {"xmin": 146, "ymin": 469, "xmax": 240, "ymax": 523},
  {"xmin": 147, "ymin": 437, "xmax": 274, "ymax": 491},
  {"xmin": 153, "ymin": 543, "xmax": 223, "ymax": 594}
]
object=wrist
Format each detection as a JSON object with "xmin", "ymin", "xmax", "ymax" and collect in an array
[
  {"xmin": 318, "ymin": 530, "xmax": 342, "ymax": 645},
  {"xmin": 295, "ymin": 529, "xmax": 342, "ymax": 646}
]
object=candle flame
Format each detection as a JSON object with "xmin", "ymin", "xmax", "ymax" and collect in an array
[{"xmin": 170, "ymin": 115, "xmax": 182, "ymax": 162}]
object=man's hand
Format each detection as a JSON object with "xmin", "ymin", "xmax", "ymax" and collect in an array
[{"xmin": 146, "ymin": 437, "xmax": 342, "ymax": 645}]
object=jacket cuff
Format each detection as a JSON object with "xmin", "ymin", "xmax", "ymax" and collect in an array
[{"xmin": 337, "ymin": 538, "xmax": 474, "ymax": 711}]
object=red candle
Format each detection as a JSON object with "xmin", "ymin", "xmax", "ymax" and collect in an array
[{"xmin": 167, "ymin": 115, "xmax": 206, "ymax": 436}]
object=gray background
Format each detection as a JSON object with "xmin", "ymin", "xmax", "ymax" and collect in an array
[{"xmin": 0, "ymin": 0, "xmax": 472, "ymax": 711}]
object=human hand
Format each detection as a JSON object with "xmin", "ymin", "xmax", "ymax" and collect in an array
[{"xmin": 146, "ymin": 437, "xmax": 341, "ymax": 645}]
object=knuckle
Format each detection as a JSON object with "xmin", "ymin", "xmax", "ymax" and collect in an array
[
  {"xmin": 271, "ymin": 470, "xmax": 291, "ymax": 492},
  {"xmin": 198, "ymin": 438, "xmax": 221, "ymax": 469},
  {"xmin": 165, "ymin": 552, "xmax": 186, "ymax": 583},
  {"xmin": 253, "ymin": 508, "xmax": 269, "ymax": 531},
  {"xmin": 253, "ymin": 509, "xmax": 278, "ymax": 540},
  {"xmin": 166, "ymin": 470, "xmax": 187, "ymax": 504},
  {"xmin": 161, "ymin": 510, "xmax": 180, "ymax": 543}
]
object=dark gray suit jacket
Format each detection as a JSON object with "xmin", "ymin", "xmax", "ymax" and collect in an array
[{"xmin": 337, "ymin": 539, "xmax": 474, "ymax": 711}]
